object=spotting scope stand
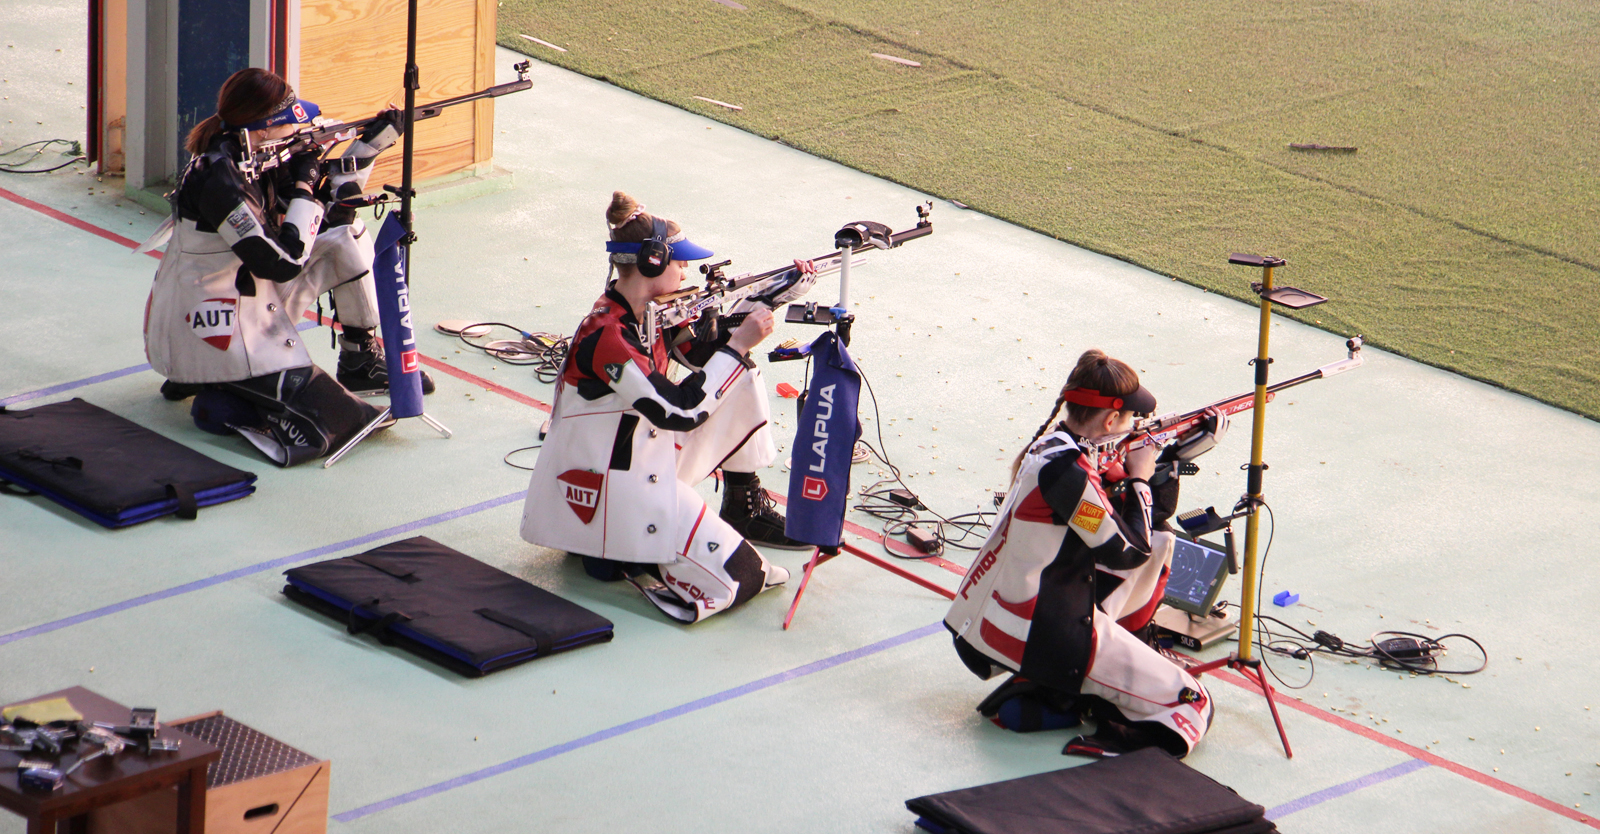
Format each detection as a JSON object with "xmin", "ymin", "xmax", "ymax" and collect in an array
[
  {"xmin": 325, "ymin": 15, "xmax": 533, "ymax": 468},
  {"xmin": 780, "ymin": 204, "xmax": 939, "ymax": 629},
  {"xmin": 1176, "ymin": 252, "xmax": 1333, "ymax": 758}
]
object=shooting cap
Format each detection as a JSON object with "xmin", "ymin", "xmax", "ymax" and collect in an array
[
  {"xmin": 605, "ymin": 231, "xmax": 715, "ymax": 264},
  {"xmin": 231, "ymin": 88, "xmax": 321, "ymax": 131},
  {"xmin": 1062, "ymin": 384, "xmax": 1156, "ymax": 416}
]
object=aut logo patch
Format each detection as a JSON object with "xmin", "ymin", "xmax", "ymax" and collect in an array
[
  {"xmin": 604, "ymin": 363, "xmax": 625, "ymax": 382},
  {"xmin": 557, "ymin": 469, "xmax": 604, "ymax": 524},
  {"xmin": 186, "ymin": 297, "xmax": 238, "ymax": 351},
  {"xmin": 291, "ymin": 102, "xmax": 308, "ymax": 122}
]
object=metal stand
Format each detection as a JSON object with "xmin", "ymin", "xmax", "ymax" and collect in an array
[
  {"xmin": 1180, "ymin": 253, "xmax": 1330, "ymax": 758},
  {"xmin": 324, "ymin": 407, "xmax": 452, "ymax": 468},
  {"xmin": 321, "ymin": 0, "xmax": 451, "ymax": 469},
  {"xmin": 783, "ymin": 542, "xmax": 955, "ymax": 630}
]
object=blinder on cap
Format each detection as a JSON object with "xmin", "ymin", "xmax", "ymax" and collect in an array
[
  {"xmin": 1062, "ymin": 384, "xmax": 1156, "ymax": 416},
  {"xmin": 234, "ymin": 95, "xmax": 321, "ymax": 131}
]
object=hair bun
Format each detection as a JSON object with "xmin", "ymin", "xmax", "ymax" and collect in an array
[{"xmin": 606, "ymin": 191, "xmax": 640, "ymax": 227}]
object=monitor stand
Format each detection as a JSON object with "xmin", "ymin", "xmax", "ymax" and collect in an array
[{"xmin": 1152, "ymin": 605, "xmax": 1238, "ymax": 652}]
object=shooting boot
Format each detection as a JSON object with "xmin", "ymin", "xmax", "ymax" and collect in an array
[
  {"xmin": 719, "ymin": 471, "xmax": 809, "ymax": 550},
  {"xmin": 336, "ymin": 335, "xmax": 436, "ymax": 396}
]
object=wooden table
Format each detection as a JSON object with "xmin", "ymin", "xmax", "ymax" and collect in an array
[{"xmin": 1, "ymin": 687, "xmax": 220, "ymax": 834}]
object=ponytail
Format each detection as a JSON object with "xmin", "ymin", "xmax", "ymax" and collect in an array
[
  {"xmin": 1009, "ymin": 349, "xmax": 1140, "ymax": 479},
  {"xmin": 184, "ymin": 68, "xmax": 290, "ymax": 155}
]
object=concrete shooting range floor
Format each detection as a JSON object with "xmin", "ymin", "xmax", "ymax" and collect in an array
[{"xmin": 3, "ymin": 18, "xmax": 1600, "ymax": 834}]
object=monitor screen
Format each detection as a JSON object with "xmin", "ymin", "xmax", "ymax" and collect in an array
[{"xmin": 1162, "ymin": 537, "xmax": 1231, "ymax": 616}]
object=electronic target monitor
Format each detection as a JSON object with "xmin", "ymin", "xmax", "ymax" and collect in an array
[{"xmin": 1162, "ymin": 536, "xmax": 1232, "ymax": 616}]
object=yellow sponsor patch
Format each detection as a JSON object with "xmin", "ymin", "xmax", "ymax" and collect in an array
[{"xmin": 1070, "ymin": 500, "xmax": 1106, "ymax": 533}]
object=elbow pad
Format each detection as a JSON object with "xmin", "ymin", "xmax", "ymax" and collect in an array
[{"xmin": 282, "ymin": 196, "xmax": 324, "ymax": 255}]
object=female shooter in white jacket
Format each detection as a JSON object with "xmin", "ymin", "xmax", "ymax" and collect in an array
[
  {"xmin": 143, "ymin": 68, "xmax": 422, "ymax": 465},
  {"xmin": 945, "ymin": 349, "xmax": 1215, "ymax": 758},
  {"xmin": 521, "ymin": 193, "xmax": 809, "ymax": 623}
]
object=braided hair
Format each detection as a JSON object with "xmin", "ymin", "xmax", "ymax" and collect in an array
[{"xmin": 1011, "ymin": 349, "xmax": 1141, "ymax": 477}]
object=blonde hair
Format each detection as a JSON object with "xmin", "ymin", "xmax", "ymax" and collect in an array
[
  {"xmin": 606, "ymin": 189, "xmax": 681, "ymax": 242},
  {"xmin": 1011, "ymin": 349, "xmax": 1140, "ymax": 477}
]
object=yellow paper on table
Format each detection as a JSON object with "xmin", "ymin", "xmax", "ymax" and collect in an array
[{"xmin": 2, "ymin": 697, "xmax": 83, "ymax": 724}]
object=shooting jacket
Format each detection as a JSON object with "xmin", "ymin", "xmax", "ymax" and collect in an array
[
  {"xmin": 143, "ymin": 136, "xmax": 372, "ymax": 383},
  {"xmin": 521, "ymin": 287, "xmax": 765, "ymax": 564},
  {"xmin": 946, "ymin": 427, "xmax": 1156, "ymax": 694}
]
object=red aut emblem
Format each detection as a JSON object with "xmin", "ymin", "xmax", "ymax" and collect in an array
[
  {"xmin": 801, "ymin": 476, "xmax": 828, "ymax": 501},
  {"xmin": 186, "ymin": 298, "xmax": 238, "ymax": 351},
  {"xmin": 557, "ymin": 470, "xmax": 604, "ymax": 524}
]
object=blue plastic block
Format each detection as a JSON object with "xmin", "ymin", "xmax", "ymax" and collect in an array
[{"xmin": 1272, "ymin": 590, "xmax": 1300, "ymax": 607}]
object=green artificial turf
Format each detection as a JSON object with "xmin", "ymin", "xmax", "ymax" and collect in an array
[{"xmin": 498, "ymin": 0, "xmax": 1600, "ymax": 419}]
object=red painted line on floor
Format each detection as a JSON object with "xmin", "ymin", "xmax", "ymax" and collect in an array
[
  {"xmin": 303, "ymin": 311, "xmax": 552, "ymax": 413},
  {"xmin": 14, "ymin": 191, "xmax": 1596, "ymax": 829},
  {"xmin": 0, "ymin": 185, "xmax": 161, "ymax": 258},
  {"xmin": 1208, "ymin": 668, "xmax": 1598, "ymax": 829},
  {"xmin": 766, "ymin": 490, "xmax": 968, "ymax": 576}
]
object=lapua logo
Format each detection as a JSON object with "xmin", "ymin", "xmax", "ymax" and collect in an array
[
  {"xmin": 807, "ymin": 384, "xmax": 836, "ymax": 473},
  {"xmin": 186, "ymin": 298, "xmax": 238, "ymax": 351},
  {"xmin": 801, "ymin": 476, "xmax": 828, "ymax": 501},
  {"xmin": 399, "ymin": 349, "xmax": 419, "ymax": 374},
  {"xmin": 557, "ymin": 470, "xmax": 604, "ymax": 524}
]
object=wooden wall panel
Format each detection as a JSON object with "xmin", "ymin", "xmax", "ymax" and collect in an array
[{"xmin": 297, "ymin": 0, "xmax": 493, "ymax": 190}]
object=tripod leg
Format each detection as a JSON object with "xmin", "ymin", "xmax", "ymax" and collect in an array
[
  {"xmin": 782, "ymin": 548, "xmax": 826, "ymax": 630},
  {"xmin": 1236, "ymin": 661, "xmax": 1293, "ymax": 759},
  {"xmin": 323, "ymin": 407, "xmax": 393, "ymax": 469},
  {"xmin": 418, "ymin": 411, "xmax": 453, "ymax": 438}
]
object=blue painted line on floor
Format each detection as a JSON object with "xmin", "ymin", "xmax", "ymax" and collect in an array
[
  {"xmin": 0, "ymin": 490, "xmax": 526, "ymax": 648},
  {"xmin": 1, "ymin": 363, "xmax": 151, "ymax": 407},
  {"xmin": 0, "ymin": 321, "xmax": 323, "ymax": 407},
  {"xmin": 1265, "ymin": 759, "xmax": 1430, "ymax": 819},
  {"xmin": 333, "ymin": 620, "xmax": 946, "ymax": 822}
]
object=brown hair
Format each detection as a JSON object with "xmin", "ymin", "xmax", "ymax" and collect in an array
[
  {"xmin": 605, "ymin": 191, "xmax": 681, "ymax": 274},
  {"xmin": 1011, "ymin": 349, "xmax": 1141, "ymax": 477},
  {"xmin": 184, "ymin": 68, "xmax": 291, "ymax": 155}
]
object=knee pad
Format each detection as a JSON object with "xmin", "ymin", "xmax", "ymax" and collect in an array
[
  {"xmin": 190, "ymin": 388, "xmax": 259, "ymax": 436},
  {"xmin": 217, "ymin": 365, "xmax": 385, "ymax": 467}
]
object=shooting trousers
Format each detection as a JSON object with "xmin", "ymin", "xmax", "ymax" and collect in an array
[
  {"xmin": 283, "ymin": 535, "xmax": 614, "ymax": 676},
  {"xmin": 0, "ymin": 398, "xmax": 256, "ymax": 527},
  {"xmin": 905, "ymin": 747, "xmax": 1275, "ymax": 834}
]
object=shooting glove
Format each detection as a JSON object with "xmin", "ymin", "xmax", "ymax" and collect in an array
[
  {"xmin": 765, "ymin": 259, "xmax": 818, "ymax": 306},
  {"xmin": 1173, "ymin": 407, "xmax": 1229, "ymax": 462},
  {"xmin": 287, "ymin": 150, "xmax": 322, "ymax": 193}
]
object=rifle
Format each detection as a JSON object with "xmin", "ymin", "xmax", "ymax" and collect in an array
[
  {"xmin": 1099, "ymin": 336, "xmax": 1365, "ymax": 483},
  {"xmin": 642, "ymin": 204, "xmax": 935, "ymax": 350},
  {"xmin": 234, "ymin": 61, "xmax": 534, "ymax": 184}
]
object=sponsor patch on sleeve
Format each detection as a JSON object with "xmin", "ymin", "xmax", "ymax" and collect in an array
[
  {"xmin": 218, "ymin": 202, "xmax": 261, "ymax": 246},
  {"xmin": 604, "ymin": 362, "xmax": 625, "ymax": 382},
  {"xmin": 1069, "ymin": 500, "xmax": 1106, "ymax": 534}
]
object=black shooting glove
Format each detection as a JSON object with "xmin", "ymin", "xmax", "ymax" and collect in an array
[{"xmin": 286, "ymin": 149, "xmax": 322, "ymax": 196}]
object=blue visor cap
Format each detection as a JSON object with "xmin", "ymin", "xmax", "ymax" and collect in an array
[
  {"xmin": 237, "ymin": 98, "xmax": 321, "ymax": 131},
  {"xmin": 606, "ymin": 235, "xmax": 715, "ymax": 263},
  {"xmin": 667, "ymin": 237, "xmax": 714, "ymax": 262}
]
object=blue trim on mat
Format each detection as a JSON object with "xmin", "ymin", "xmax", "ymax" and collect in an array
[
  {"xmin": 1266, "ymin": 759, "xmax": 1430, "ymax": 819},
  {"xmin": 333, "ymin": 621, "xmax": 947, "ymax": 822},
  {"xmin": 0, "ymin": 490, "xmax": 526, "ymax": 648}
]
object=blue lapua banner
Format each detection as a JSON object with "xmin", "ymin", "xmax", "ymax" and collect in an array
[
  {"xmin": 785, "ymin": 331, "xmax": 862, "ymax": 548},
  {"xmin": 373, "ymin": 213, "xmax": 425, "ymax": 419}
]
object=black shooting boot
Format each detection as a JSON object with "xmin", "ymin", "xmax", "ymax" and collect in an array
[
  {"xmin": 336, "ymin": 336, "xmax": 435, "ymax": 396},
  {"xmin": 719, "ymin": 471, "xmax": 810, "ymax": 550}
]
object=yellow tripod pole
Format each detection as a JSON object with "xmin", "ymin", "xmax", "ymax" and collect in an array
[{"xmin": 1235, "ymin": 258, "xmax": 1281, "ymax": 661}]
